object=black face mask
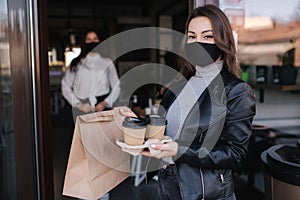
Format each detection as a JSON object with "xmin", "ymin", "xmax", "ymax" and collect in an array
[
  {"xmin": 84, "ymin": 42, "xmax": 100, "ymax": 53},
  {"xmin": 185, "ymin": 42, "xmax": 222, "ymax": 67}
]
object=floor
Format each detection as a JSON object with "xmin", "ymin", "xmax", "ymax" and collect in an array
[{"xmin": 51, "ymin": 119, "xmax": 265, "ymax": 200}]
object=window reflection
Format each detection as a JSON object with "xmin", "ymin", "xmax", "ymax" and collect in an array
[{"xmin": 0, "ymin": 0, "xmax": 17, "ymax": 198}]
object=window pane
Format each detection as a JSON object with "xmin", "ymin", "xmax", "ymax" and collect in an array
[{"xmin": 0, "ymin": 0, "xmax": 17, "ymax": 198}]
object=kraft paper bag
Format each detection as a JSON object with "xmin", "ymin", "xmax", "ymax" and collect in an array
[{"xmin": 63, "ymin": 107, "xmax": 131, "ymax": 200}]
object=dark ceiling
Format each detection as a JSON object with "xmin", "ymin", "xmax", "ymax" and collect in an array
[{"xmin": 47, "ymin": 0, "xmax": 189, "ymax": 48}]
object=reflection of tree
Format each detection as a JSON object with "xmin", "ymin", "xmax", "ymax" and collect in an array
[
  {"xmin": 277, "ymin": 48, "xmax": 295, "ymax": 67},
  {"xmin": 291, "ymin": 1, "xmax": 300, "ymax": 21},
  {"xmin": 0, "ymin": 14, "xmax": 9, "ymax": 41}
]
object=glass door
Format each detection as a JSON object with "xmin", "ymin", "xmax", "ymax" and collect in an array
[
  {"xmin": 1, "ymin": 0, "xmax": 53, "ymax": 199},
  {"xmin": 0, "ymin": 0, "xmax": 17, "ymax": 198}
]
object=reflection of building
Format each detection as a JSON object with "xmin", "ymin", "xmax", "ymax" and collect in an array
[{"xmin": 237, "ymin": 20, "xmax": 300, "ymax": 66}]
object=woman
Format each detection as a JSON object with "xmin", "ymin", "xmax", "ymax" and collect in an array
[
  {"xmin": 61, "ymin": 29, "xmax": 120, "ymax": 117},
  {"xmin": 141, "ymin": 5, "xmax": 256, "ymax": 200}
]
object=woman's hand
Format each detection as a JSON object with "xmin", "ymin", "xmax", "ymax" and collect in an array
[
  {"xmin": 141, "ymin": 141, "xmax": 178, "ymax": 159},
  {"xmin": 119, "ymin": 107, "xmax": 137, "ymax": 117},
  {"xmin": 95, "ymin": 101, "xmax": 108, "ymax": 112},
  {"xmin": 76, "ymin": 102, "xmax": 94, "ymax": 113}
]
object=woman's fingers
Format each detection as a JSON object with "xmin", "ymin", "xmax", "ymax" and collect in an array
[
  {"xmin": 141, "ymin": 142, "xmax": 178, "ymax": 159},
  {"xmin": 119, "ymin": 107, "xmax": 137, "ymax": 117}
]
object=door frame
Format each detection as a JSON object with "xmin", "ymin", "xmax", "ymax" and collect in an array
[{"xmin": 8, "ymin": 0, "xmax": 54, "ymax": 199}]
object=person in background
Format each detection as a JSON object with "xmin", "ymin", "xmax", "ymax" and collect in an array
[
  {"xmin": 62, "ymin": 29, "xmax": 118, "ymax": 200},
  {"xmin": 61, "ymin": 29, "xmax": 120, "ymax": 118},
  {"xmin": 139, "ymin": 5, "xmax": 256, "ymax": 200}
]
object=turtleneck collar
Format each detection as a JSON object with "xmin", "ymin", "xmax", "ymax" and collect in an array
[{"xmin": 194, "ymin": 60, "xmax": 223, "ymax": 78}]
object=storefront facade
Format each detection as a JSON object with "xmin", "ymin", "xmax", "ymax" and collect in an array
[{"xmin": 1, "ymin": 0, "xmax": 299, "ymax": 199}]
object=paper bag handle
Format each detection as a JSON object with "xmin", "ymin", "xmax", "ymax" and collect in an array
[{"xmin": 78, "ymin": 107, "xmax": 131, "ymax": 123}]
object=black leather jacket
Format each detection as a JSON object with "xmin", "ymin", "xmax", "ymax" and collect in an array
[{"xmin": 158, "ymin": 67, "xmax": 256, "ymax": 200}]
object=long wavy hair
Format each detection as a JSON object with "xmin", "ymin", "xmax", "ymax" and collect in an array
[{"xmin": 178, "ymin": 4, "xmax": 241, "ymax": 79}]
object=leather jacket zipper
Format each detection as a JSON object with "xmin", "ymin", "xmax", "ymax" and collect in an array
[
  {"xmin": 200, "ymin": 168, "xmax": 205, "ymax": 200},
  {"xmin": 220, "ymin": 173, "xmax": 225, "ymax": 183}
]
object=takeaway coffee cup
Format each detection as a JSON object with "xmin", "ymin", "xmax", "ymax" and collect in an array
[
  {"xmin": 145, "ymin": 115, "xmax": 167, "ymax": 140},
  {"xmin": 122, "ymin": 117, "xmax": 148, "ymax": 145}
]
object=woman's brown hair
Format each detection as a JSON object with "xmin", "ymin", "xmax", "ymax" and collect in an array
[{"xmin": 179, "ymin": 4, "xmax": 241, "ymax": 78}]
